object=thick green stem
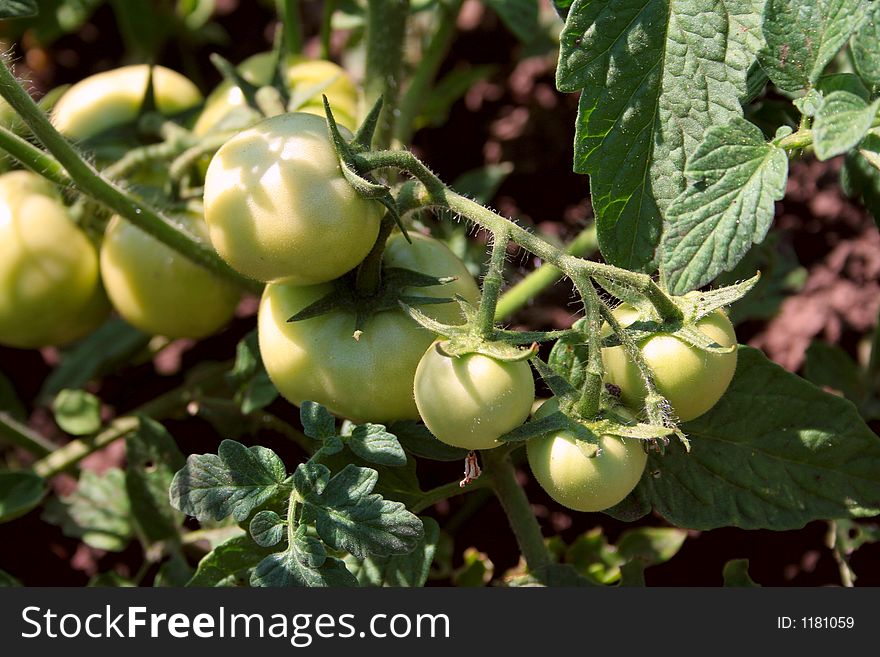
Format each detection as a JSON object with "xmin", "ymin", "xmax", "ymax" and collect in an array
[
  {"xmin": 0, "ymin": 58, "xmax": 261, "ymax": 295},
  {"xmin": 394, "ymin": 0, "xmax": 463, "ymax": 144},
  {"xmin": 355, "ymin": 214, "xmax": 396, "ymax": 295},
  {"xmin": 476, "ymin": 230, "xmax": 509, "ymax": 338},
  {"xmin": 484, "ymin": 447, "xmax": 551, "ymax": 573},
  {"xmin": 410, "ymin": 475, "xmax": 491, "ymax": 514},
  {"xmin": 495, "ymin": 223, "xmax": 598, "ymax": 321},
  {"xmin": 276, "ymin": 0, "xmax": 304, "ymax": 55},
  {"xmin": 0, "ymin": 412, "xmax": 56, "ymax": 457},
  {"xmin": 572, "ymin": 277, "xmax": 604, "ymax": 419},
  {"xmin": 365, "ymin": 0, "xmax": 410, "ymax": 148},
  {"xmin": 0, "ymin": 126, "xmax": 71, "ymax": 185}
]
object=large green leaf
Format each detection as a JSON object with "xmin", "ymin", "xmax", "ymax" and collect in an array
[
  {"xmin": 169, "ymin": 440, "xmax": 290, "ymax": 522},
  {"xmin": 661, "ymin": 118, "xmax": 788, "ymax": 293},
  {"xmin": 607, "ymin": 347, "xmax": 880, "ymax": 529},
  {"xmin": 852, "ymin": 4, "xmax": 880, "ymax": 87},
  {"xmin": 346, "ymin": 517, "xmax": 440, "ymax": 587},
  {"xmin": 557, "ymin": 0, "xmax": 763, "ymax": 270},
  {"xmin": 758, "ymin": 0, "xmax": 868, "ymax": 93},
  {"xmin": 187, "ymin": 534, "xmax": 273, "ymax": 587},
  {"xmin": 813, "ymin": 91, "xmax": 880, "ymax": 160},
  {"xmin": 250, "ymin": 528, "xmax": 358, "ymax": 587}
]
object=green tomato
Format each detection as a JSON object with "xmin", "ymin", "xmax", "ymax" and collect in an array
[
  {"xmin": 526, "ymin": 398, "xmax": 648, "ymax": 512},
  {"xmin": 51, "ymin": 65, "xmax": 202, "ymax": 141},
  {"xmin": 203, "ymin": 112, "xmax": 383, "ymax": 285},
  {"xmin": 413, "ymin": 345, "xmax": 535, "ymax": 451},
  {"xmin": 601, "ymin": 304, "xmax": 738, "ymax": 422},
  {"xmin": 0, "ymin": 171, "xmax": 109, "ymax": 348},
  {"xmin": 194, "ymin": 53, "xmax": 359, "ymax": 135},
  {"xmin": 258, "ymin": 232, "xmax": 480, "ymax": 422},
  {"xmin": 100, "ymin": 214, "xmax": 240, "ymax": 339}
]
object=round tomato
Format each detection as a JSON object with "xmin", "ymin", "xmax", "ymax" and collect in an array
[
  {"xmin": 100, "ymin": 214, "xmax": 240, "ymax": 339},
  {"xmin": 258, "ymin": 232, "xmax": 480, "ymax": 422},
  {"xmin": 0, "ymin": 171, "xmax": 109, "ymax": 348},
  {"xmin": 51, "ymin": 64, "xmax": 202, "ymax": 141},
  {"xmin": 526, "ymin": 398, "xmax": 648, "ymax": 512},
  {"xmin": 413, "ymin": 345, "xmax": 535, "ymax": 450},
  {"xmin": 194, "ymin": 53, "xmax": 359, "ymax": 135},
  {"xmin": 203, "ymin": 112, "xmax": 384, "ymax": 285},
  {"xmin": 601, "ymin": 304, "xmax": 737, "ymax": 422}
]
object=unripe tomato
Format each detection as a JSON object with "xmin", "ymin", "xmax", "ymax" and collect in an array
[
  {"xmin": 526, "ymin": 398, "xmax": 648, "ymax": 512},
  {"xmin": 258, "ymin": 232, "xmax": 480, "ymax": 422},
  {"xmin": 194, "ymin": 53, "xmax": 359, "ymax": 135},
  {"xmin": 0, "ymin": 171, "xmax": 109, "ymax": 348},
  {"xmin": 203, "ymin": 112, "xmax": 383, "ymax": 285},
  {"xmin": 601, "ymin": 304, "xmax": 737, "ymax": 422},
  {"xmin": 413, "ymin": 346, "xmax": 535, "ymax": 450},
  {"xmin": 51, "ymin": 65, "xmax": 202, "ymax": 141},
  {"xmin": 100, "ymin": 214, "xmax": 240, "ymax": 339}
]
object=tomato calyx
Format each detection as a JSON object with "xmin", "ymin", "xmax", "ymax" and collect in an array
[{"xmin": 286, "ymin": 266, "xmax": 458, "ymax": 337}]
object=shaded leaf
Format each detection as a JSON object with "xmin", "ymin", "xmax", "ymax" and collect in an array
[
  {"xmin": 813, "ymin": 91, "xmax": 880, "ymax": 160},
  {"xmin": 52, "ymin": 389, "xmax": 102, "ymax": 435},
  {"xmin": 249, "ymin": 510, "xmax": 286, "ymax": 548},
  {"xmin": 42, "ymin": 469, "xmax": 130, "ymax": 550},
  {"xmin": 0, "ymin": 470, "xmax": 45, "ymax": 523},
  {"xmin": 347, "ymin": 424, "xmax": 406, "ymax": 466},
  {"xmin": 187, "ymin": 535, "xmax": 275, "ymax": 587},
  {"xmin": 347, "ymin": 517, "xmax": 440, "ymax": 587}
]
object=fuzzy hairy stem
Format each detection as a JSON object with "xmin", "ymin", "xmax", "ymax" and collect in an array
[{"xmin": 365, "ymin": 0, "xmax": 410, "ymax": 148}]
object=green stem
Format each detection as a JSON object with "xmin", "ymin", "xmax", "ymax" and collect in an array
[
  {"xmin": 0, "ymin": 126, "xmax": 71, "ymax": 186},
  {"xmin": 168, "ymin": 131, "xmax": 236, "ymax": 181},
  {"xmin": 476, "ymin": 230, "xmax": 509, "ymax": 339},
  {"xmin": 777, "ymin": 128, "xmax": 813, "ymax": 151},
  {"xmin": 0, "ymin": 412, "xmax": 56, "ymax": 457},
  {"xmin": 411, "ymin": 475, "xmax": 491, "ymax": 514},
  {"xmin": 394, "ymin": 0, "xmax": 463, "ymax": 144},
  {"xmin": 494, "ymin": 223, "xmax": 598, "ymax": 321},
  {"xmin": 0, "ymin": 58, "xmax": 261, "ymax": 295},
  {"xmin": 361, "ymin": 150, "xmax": 682, "ymax": 322},
  {"xmin": 320, "ymin": 0, "xmax": 336, "ymax": 60},
  {"xmin": 276, "ymin": 0, "xmax": 304, "ymax": 55},
  {"xmin": 572, "ymin": 277, "xmax": 604, "ymax": 419},
  {"xmin": 355, "ymin": 214, "xmax": 396, "ymax": 295},
  {"xmin": 365, "ymin": 0, "xmax": 410, "ymax": 148},
  {"xmin": 484, "ymin": 447, "xmax": 551, "ymax": 574}
]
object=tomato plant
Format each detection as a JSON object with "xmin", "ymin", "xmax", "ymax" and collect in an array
[
  {"xmin": 0, "ymin": 171, "xmax": 109, "ymax": 349},
  {"xmin": 258, "ymin": 232, "xmax": 480, "ymax": 422},
  {"xmin": 526, "ymin": 399, "xmax": 648, "ymax": 513},
  {"xmin": 414, "ymin": 343, "xmax": 535, "ymax": 450},
  {"xmin": 601, "ymin": 305, "xmax": 738, "ymax": 422},
  {"xmin": 203, "ymin": 112, "xmax": 384, "ymax": 284}
]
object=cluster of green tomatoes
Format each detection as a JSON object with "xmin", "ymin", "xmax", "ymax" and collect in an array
[{"xmin": 0, "ymin": 54, "xmax": 738, "ymax": 516}]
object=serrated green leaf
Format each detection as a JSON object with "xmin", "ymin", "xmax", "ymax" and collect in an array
[
  {"xmin": 758, "ymin": 0, "xmax": 868, "ymax": 93},
  {"xmin": 813, "ymin": 91, "xmax": 880, "ymax": 160},
  {"xmin": 388, "ymin": 420, "xmax": 469, "ymax": 461},
  {"xmin": 484, "ymin": 0, "xmax": 539, "ymax": 43},
  {"xmin": 852, "ymin": 4, "xmax": 880, "ymax": 87},
  {"xmin": 557, "ymin": 0, "xmax": 762, "ymax": 270},
  {"xmin": 0, "ymin": 0, "xmax": 37, "ymax": 19},
  {"xmin": 303, "ymin": 465, "xmax": 423, "ymax": 558},
  {"xmin": 125, "ymin": 417, "xmax": 184, "ymax": 543},
  {"xmin": 662, "ymin": 118, "xmax": 788, "ymax": 294},
  {"xmin": 300, "ymin": 402, "xmax": 336, "ymax": 441},
  {"xmin": 52, "ymin": 389, "xmax": 102, "ymax": 436},
  {"xmin": 187, "ymin": 534, "xmax": 276, "ymax": 587},
  {"xmin": 347, "ymin": 517, "xmax": 440, "ymax": 587},
  {"xmin": 42, "ymin": 469, "xmax": 130, "ymax": 550},
  {"xmin": 38, "ymin": 319, "xmax": 149, "ymax": 403},
  {"xmin": 169, "ymin": 440, "xmax": 289, "ymax": 522},
  {"xmin": 606, "ymin": 347, "xmax": 880, "ymax": 530},
  {"xmin": 251, "ymin": 550, "xmax": 357, "ymax": 587},
  {"xmin": 0, "ymin": 470, "xmax": 45, "ymax": 523},
  {"xmin": 293, "ymin": 462, "xmax": 331, "ymax": 498},
  {"xmin": 347, "ymin": 424, "xmax": 406, "ymax": 466},
  {"xmin": 249, "ymin": 510, "xmax": 286, "ymax": 547},
  {"xmin": 723, "ymin": 558, "xmax": 760, "ymax": 586}
]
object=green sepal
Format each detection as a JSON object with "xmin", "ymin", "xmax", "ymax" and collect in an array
[
  {"xmin": 210, "ymin": 53, "xmax": 262, "ymax": 115},
  {"xmin": 352, "ymin": 96, "xmax": 384, "ymax": 152},
  {"xmin": 268, "ymin": 30, "xmax": 291, "ymax": 108},
  {"xmin": 677, "ymin": 275, "xmax": 761, "ymax": 322}
]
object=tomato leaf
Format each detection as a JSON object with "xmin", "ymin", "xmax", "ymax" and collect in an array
[
  {"xmin": 42, "ymin": 469, "xmax": 131, "ymax": 550},
  {"xmin": 169, "ymin": 440, "xmax": 290, "ymax": 522},
  {"xmin": 228, "ymin": 331, "xmax": 278, "ymax": 414},
  {"xmin": 852, "ymin": 3, "xmax": 880, "ymax": 87},
  {"xmin": 345, "ymin": 517, "xmax": 440, "ymax": 587},
  {"xmin": 125, "ymin": 417, "xmax": 184, "ymax": 543},
  {"xmin": 346, "ymin": 423, "xmax": 407, "ymax": 466},
  {"xmin": 251, "ymin": 546, "xmax": 357, "ymax": 588},
  {"xmin": 484, "ymin": 0, "xmax": 539, "ymax": 44},
  {"xmin": 813, "ymin": 91, "xmax": 880, "ymax": 160},
  {"xmin": 607, "ymin": 347, "xmax": 880, "ymax": 530},
  {"xmin": 187, "ymin": 534, "xmax": 275, "ymax": 587},
  {"xmin": 296, "ymin": 464, "xmax": 424, "ymax": 558},
  {"xmin": 557, "ymin": 0, "xmax": 761, "ymax": 270},
  {"xmin": 661, "ymin": 118, "xmax": 788, "ymax": 295},
  {"xmin": 0, "ymin": 470, "xmax": 45, "ymax": 523},
  {"xmin": 299, "ymin": 401, "xmax": 336, "ymax": 441},
  {"xmin": 0, "ymin": 0, "xmax": 37, "ymax": 19},
  {"xmin": 249, "ymin": 510, "xmax": 286, "ymax": 548},
  {"xmin": 758, "ymin": 0, "xmax": 868, "ymax": 93},
  {"xmin": 52, "ymin": 389, "xmax": 102, "ymax": 436}
]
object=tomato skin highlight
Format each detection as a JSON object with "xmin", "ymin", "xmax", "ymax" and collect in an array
[
  {"xmin": 258, "ymin": 233, "xmax": 480, "ymax": 422},
  {"xmin": 203, "ymin": 112, "xmax": 384, "ymax": 285},
  {"xmin": 0, "ymin": 171, "xmax": 109, "ymax": 348},
  {"xmin": 526, "ymin": 399, "xmax": 648, "ymax": 512},
  {"xmin": 51, "ymin": 64, "xmax": 202, "ymax": 141},
  {"xmin": 601, "ymin": 305, "xmax": 738, "ymax": 422},
  {"xmin": 413, "ymin": 346, "xmax": 535, "ymax": 451},
  {"xmin": 99, "ymin": 214, "xmax": 240, "ymax": 339},
  {"xmin": 194, "ymin": 53, "xmax": 359, "ymax": 135}
]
